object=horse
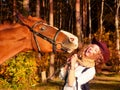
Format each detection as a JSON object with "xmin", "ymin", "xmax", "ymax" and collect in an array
[{"xmin": 0, "ymin": 13, "xmax": 78, "ymax": 64}]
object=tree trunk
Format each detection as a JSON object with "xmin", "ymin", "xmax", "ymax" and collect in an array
[
  {"xmin": 82, "ymin": 0, "xmax": 88, "ymax": 41},
  {"xmin": 99, "ymin": 0, "xmax": 104, "ymax": 41},
  {"xmin": 36, "ymin": 0, "xmax": 40, "ymax": 17},
  {"xmin": 115, "ymin": 0, "xmax": 120, "ymax": 72},
  {"xmin": 49, "ymin": 0, "xmax": 55, "ymax": 79},
  {"xmin": 23, "ymin": 0, "xmax": 29, "ymax": 15},
  {"xmin": 76, "ymin": 0, "xmax": 82, "ymax": 42},
  {"xmin": 82, "ymin": 0, "xmax": 88, "ymax": 35},
  {"xmin": 49, "ymin": 0, "xmax": 53, "ymax": 25},
  {"xmin": 13, "ymin": 0, "xmax": 16, "ymax": 23},
  {"xmin": 88, "ymin": 0, "xmax": 92, "ymax": 43},
  {"xmin": 49, "ymin": 53, "xmax": 55, "ymax": 79},
  {"xmin": 41, "ymin": 71, "xmax": 47, "ymax": 82}
]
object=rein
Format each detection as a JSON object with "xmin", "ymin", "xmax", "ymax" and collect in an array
[{"xmin": 19, "ymin": 21, "xmax": 69, "ymax": 80}]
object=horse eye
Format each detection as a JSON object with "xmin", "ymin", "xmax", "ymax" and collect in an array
[{"xmin": 40, "ymin": 26, "xmax": 46, "ymax": 31}]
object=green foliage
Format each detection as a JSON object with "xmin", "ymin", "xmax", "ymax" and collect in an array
[
  {"xmin": 0, "ymin": 51, "xmax": 40, "ymax": 89},
  {"xmin": 38, "ymin": 53, "xmax": 50, "ymax": 71}
]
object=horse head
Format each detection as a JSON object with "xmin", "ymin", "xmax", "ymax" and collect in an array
[
  {"xmin": 17, "ymin": 13, "xmax": 78, "ymax": 53},
  {"xmin": 0, "ymin": 13, "xmax": 78, "ymax": 64}
]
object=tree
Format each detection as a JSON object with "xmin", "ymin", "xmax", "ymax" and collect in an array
[
  {"xmin": 23, "ymin": 0, "xmax": 30, "ymax": 15},
  {"xmin": 36, "ymin": 0, "xmax": 40, "ymax": 17},
  {"xmin": 88, "ymin": 0, "xmax": 92, "ymax": 43},
  {"xmin": 13, "ymin": 0, "xmax": 16, "ymax": 23},
  {"xmin": 115, "ymin": 0, "xmax": 120, "ymax": 72},
  {"xmin": 49, "ymin": 0, "xmax": 55, "ymax": 80},
  {"xmin": 82, "ymin": 0, "xmax": 88, "ymax": 39},
  {"xmin": 76, "ymin": 0, "xmax": 82, "ymax": 42},
  {"xmin": 99, "ymin": 0, "xmax": 104, "ymax": 41}
]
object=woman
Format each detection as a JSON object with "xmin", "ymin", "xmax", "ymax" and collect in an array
[{"xmin": 59, "ymin": 38, "xmax": 110, "ymax": 90}]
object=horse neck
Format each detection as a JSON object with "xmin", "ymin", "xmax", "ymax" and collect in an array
[{"xmin": 0, "ymin": 24, "xmax": 34, "ymax": 64}]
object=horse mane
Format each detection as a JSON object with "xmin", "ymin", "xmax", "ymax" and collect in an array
[
  {"xmin": 0, "ymin": 23, "xmax": 21, "ymax": 31},
  {"xmin": 27, "ymin": 16, "xmax": 46, "ymax": 23}
]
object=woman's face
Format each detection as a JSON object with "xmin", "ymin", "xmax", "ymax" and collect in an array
[{"xmin": 84, "ymin": 44, "xmax": 101, "ymax": 57}]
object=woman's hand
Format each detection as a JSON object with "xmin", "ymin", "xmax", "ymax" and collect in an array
[{"xmin": 70, "ymin": 54, "xmax": 78, "ymax": 70}]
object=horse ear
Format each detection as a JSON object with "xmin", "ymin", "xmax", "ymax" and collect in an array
[
  {"xmin": 28, "ymin": 15, "xmax": 32, "ymax": 19},
  {"xmin": 17, "ymin": 12, "xmax": 33, "ymax": 26}
]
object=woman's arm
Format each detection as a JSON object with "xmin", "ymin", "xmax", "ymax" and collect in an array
[
  {"xmin": 68, "ymin": 68, "xmax": 75, "ymax": 86},
  {"xmin": 68, "ymin": 54, "xmax": 78, "ymax": 86}
]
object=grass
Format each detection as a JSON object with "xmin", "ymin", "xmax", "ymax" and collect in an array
[
  {"xmin": 30, "ymin": 71, "xmax": 120, "ymax": 90},
  {"xmin": 90, "ymin": 71, "xmax": 120, "ymax": 90},
  {"xmin": 30, "ymin": 79, "xmax": 64, "ymax": 90}
]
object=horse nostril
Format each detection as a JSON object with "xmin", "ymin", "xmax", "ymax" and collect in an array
[{"xmin": 69, "ymin": 38, "xmax": 74, "ymax": 42}]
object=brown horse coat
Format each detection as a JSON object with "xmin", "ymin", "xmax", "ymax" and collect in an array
[{"xmin": 0, "ymin": 14, "xmax": 78, "ymax": 64}]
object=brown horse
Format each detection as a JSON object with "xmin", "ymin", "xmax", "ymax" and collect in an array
[{"xmin": 0, "ymin": 14, "xmax": 78, "ymax": 64}]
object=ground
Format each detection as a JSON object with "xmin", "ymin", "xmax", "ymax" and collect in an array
[
  {"xmin": 30, "ymin": 71, "xmax": 120, "ymax": 90},
  {"xmin": 90, "ymin": 71, "xmax": 120, "ymax": 90},
  {"xmin": 0, "ymin": 71, "xmax": 119, "ymax": 90}
]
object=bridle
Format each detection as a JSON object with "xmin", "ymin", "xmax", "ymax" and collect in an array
[
  {"xmin": 19, "ymin": 20, "xmax": 71, "ymax": 80},
  {"xmin": 20, "ymin": 21, "xmax": 68, "ymax": 55},
  {"xmin": 31, "ymin": 21, "xmax": 62, "ymax": 54}
]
